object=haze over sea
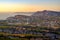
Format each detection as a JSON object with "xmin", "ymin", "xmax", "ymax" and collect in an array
[{"xmin": 0, "ymin": 12, "xmax": 33, "ymax": 20}]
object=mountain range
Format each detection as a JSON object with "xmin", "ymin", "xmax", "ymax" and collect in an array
[
  {"xmin": 32, "ymin": 10, "xmax": 60, "ymax": 16},
  {"xmin": 4, "ymin": 10, "xmax": 60, "ymax": 27}
]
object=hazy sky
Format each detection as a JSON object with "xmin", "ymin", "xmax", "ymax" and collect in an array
[{"xmin": 0, "ymin": 0, "xmax": 60, "ymax": 12}]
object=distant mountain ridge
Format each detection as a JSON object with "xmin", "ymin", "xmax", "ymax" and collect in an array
[
  {"xmin": 5, "ymin": 10, "xmax": 60, "ymax": 27},
  {"xmin": 32, "ymin": 10, "xmax": 60, "ymax": 17}
]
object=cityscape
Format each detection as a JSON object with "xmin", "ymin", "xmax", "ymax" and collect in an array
[
  {"xmin": 0, "ymin": 0, "xmax": 60, "ymax": 40},
  {"xmin": 0, "ymin": 10, "xmax": 60, "ymax": 40}
]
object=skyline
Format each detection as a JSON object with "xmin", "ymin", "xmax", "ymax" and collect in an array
[{"xmin": 0, "ymin": 0, "xmax": 60, "ymax": 12}]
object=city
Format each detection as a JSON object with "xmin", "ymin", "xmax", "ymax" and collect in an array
[
  {"xmin": 0, "ymin": 10, "xmax": 60, "ymax": 40},
  {"xmin": 0, "ymin": 0, "xmax": 60, "ymax": 40}
]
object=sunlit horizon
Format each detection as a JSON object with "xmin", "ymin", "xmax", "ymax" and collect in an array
[{"xmin": 0, "ymin": 0, "xmax": 60, "ymax": 12}]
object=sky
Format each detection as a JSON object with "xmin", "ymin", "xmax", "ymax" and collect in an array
[{"xmin": 0, "ymin": 0, "xmax": 60, "ymax": 12}]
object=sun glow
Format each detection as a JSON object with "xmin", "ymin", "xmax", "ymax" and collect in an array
[{"xmin": 0, "ymin": 3, "xmax": 60, "ymax": 12}]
